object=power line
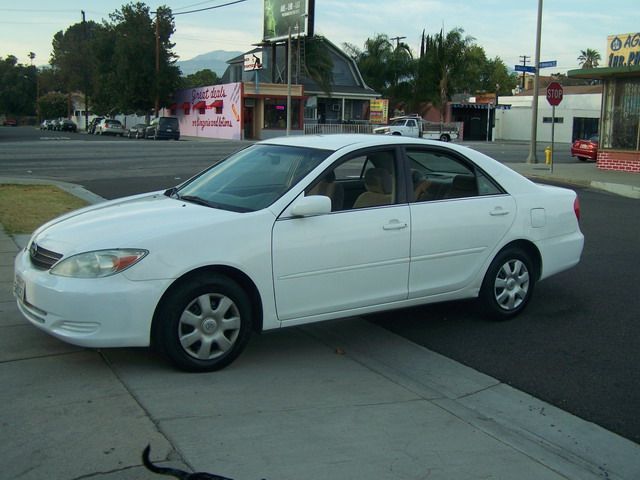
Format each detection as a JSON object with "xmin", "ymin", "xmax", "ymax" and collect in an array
[
  {"xmin": 168, "ymin": 0, "xmax": 247, "ymax": 16},
  {"xmin": 173, "ymin": 0, "xmax": 222, "ymax": 12}
]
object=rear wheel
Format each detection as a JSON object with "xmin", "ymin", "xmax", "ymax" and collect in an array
[
  {"xmin": 440, "ymin": 134, "xmax": 450, "ymax": 142},
  {"xmin": 480, "ymin": 247, "xmax": 535, "ymax": 320},
  {"xmin": 153, "ymin": 274, "xmax": 253, "ymax": 372}
]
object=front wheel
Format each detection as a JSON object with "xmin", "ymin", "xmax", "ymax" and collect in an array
[
  {"xmin": 479, "ymin": 248, "xmax": 535, "ymax": 320},
  {"xmin": 440, "ymin": 134, "xmax": 450, "ymax": 142},
  {"xmin": 153, "ymin": 274, "xmax": 253, "ymax": 372}
]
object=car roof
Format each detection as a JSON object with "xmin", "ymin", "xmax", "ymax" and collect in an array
[{"xmin": 259, "ymin": 134, "xmax": 446, "ymax": 153}]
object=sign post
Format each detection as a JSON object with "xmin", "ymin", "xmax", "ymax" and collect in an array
[{"xmin": 546, "ymin": 82, "xmax": 563, "ymax": 172}]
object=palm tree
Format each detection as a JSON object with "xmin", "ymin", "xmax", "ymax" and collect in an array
[
  {"xmin": 577, "ymin": 49, "xmax": 601, "ymax": 69},
  {"xmin": 303, "ymin": 36, "xmax": 334, "ymax": 96}
]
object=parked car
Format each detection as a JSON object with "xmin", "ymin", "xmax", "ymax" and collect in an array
[
  {"xmin": 96, "ymin": 118, "xmax": 125, "ymax": 136},
  {"xmin": 127, "ymin": 123, "xmax": 147, "ymax": 139},
  {"xmin": 2, "ymin": 118, "xmax": 17, "ymax": 126},
  {"xmin": 58, "ymin": 119, "xmax": 78, "ymax": 132},
  {"xmin": 49, "ymin": 119, "xmax": 61, "ymax": 130},
  {"xmin": 571, "ymin": 135, "xmax": 599, "ymax": 162},
  {"xmin": 87, "ymin": 117, "xmax": 104, "ymax": 134},
  {"xmin": 40, "ymin": 119, "xmax": 52, "ymax": 130},
  {"xmin": 13, "ymin": 135, "xmax": 584, "ymax": 372},
  {"xmin": 146, "ymin": 116, "xmax": 180, "ymax": 140}
]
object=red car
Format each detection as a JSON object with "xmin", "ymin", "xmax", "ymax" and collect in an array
[
  {"xmin": 571, "ymin": 135, "xmax": 598, "ymax": 162},
  {"xmin": 2, "ymin": 118, "xmax": 17, "ymax": 126}
]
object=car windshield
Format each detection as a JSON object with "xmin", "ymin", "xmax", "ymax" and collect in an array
[{"xmin": 175, "ymin": 144, "xmax": 332, "ymax": 212}]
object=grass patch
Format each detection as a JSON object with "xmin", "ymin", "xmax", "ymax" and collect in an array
[{"xmin": 0, "ymin": 184, "xmax": 89, "ymax": 234}]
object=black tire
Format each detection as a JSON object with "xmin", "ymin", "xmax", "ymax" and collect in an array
[
  {"xmin": 153, "ymin": 273, "xmax": 253, "ymax": 372},
  {"xmin": 578, "ymin": 156, "xmax": 588, "ymax": 162},
  {"xmin": 479, "ymin": 247, "xmax": 535, "ymax": 320},
  {"xmin": 440, "ymin": 134, "xmax": 450, "ymax": 142},
  {"xmin": 392, "ymin": 132, "xmax": 402, "ymax": 136}
]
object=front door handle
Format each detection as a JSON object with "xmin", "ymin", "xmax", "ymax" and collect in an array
[{"xmin": 383, "ymin": 220, "xmax": 408, "ymax": 230}]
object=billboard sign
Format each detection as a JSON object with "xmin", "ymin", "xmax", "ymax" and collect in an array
[
  {"xmin": 263, "ymin": 0, "xmax": 310, "ymax": 42},
  {"xmin": 244, "ymin": 52, "xmax": 263, "ymax": 71},
  {"xmin": 171, "ymin": 82, "xmax": 242, "ymax": 140},
  {"xmin": 607, "ymin": 32, "xmax": 640, "ymax": 67}
]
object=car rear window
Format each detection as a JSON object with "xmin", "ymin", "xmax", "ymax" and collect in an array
[
  {"xmin": 106, "ymin": 120, "xmax": 122, "ymax": 126},
  {"xmin": 159, "ymin": 117, "xmax": 179, "ymax": 128}
]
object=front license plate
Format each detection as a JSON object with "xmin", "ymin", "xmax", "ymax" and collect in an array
[
  {"xmin": 166, "ymin": 128, "xmax": 172, "ymax": 132},
  {"xmin": 13, "ymin": 273, "xmax": 25, "ymax": 301}
]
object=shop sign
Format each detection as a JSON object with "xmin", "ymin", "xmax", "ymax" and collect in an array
[
  {"xmin": 607, "ymin": 32, "xmax": 640, "ymax": 67},
  {"xmin": 370, "ymin": 99, "xmax": 389, "ymax": 125},
  {"xmin": 244, "ymin": 53, "xmax": 263, "ymax": 71}
]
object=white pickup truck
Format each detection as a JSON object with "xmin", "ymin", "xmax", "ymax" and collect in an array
[{"xmin": 373, "ymin": 116, "xmax": 459, "ymax": 142}]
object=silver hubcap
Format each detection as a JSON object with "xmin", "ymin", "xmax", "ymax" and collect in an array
[
  {"xmin": 178, "ymin": 293, "xmax": 241, "ymax": 360},
  {"xmin": 494, "ymin": 259, "xmax": 530, "ymax": 311}
]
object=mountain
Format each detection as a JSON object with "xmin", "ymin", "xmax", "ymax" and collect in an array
[{"xmin": 176, "ymin": 50, "xmax": 243, "ymax": 76}]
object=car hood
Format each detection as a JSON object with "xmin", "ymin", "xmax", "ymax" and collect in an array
[{"xmin": 32, "ymin": 192, "xmax": 240, "ymax": 256}]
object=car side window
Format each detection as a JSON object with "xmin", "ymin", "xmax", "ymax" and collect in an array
[
  {"xmin": 407, "ymin": 149, "xmax": 482, "ymax": 202},
  {"xmin": 307, "ymin": 149, "xmax": 398, "ymax": 211}
]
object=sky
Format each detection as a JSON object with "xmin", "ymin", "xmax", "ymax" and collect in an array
[{"xmin": 1, "ymin": 0, "xmax": 639, "ymax": 74}]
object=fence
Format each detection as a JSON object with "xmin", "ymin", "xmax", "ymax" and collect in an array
[{"xmin": 304, "ymin": 123, "xmax": 378, "ymax": 135}]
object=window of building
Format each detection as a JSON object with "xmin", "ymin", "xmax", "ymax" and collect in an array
[
  {"xmin": 602, "ymin": 78, "xmax": 640, "ymax": 150},
  {"xmin": 542, "ymin": 117, "xmax": 564, "ymax": 124},
  {"xmin": 264, "ymin": 98, "xmax": 300, "ymax": 129}
]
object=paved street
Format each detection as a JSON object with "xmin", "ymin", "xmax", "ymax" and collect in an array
[{"xmin": 1, "ymin": 127, "xmax": 639, "ymax": 478}]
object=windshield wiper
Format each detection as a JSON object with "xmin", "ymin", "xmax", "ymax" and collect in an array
[{"xmin": 180, "ymin": 195, "xmax": 214, "ymax": 207}]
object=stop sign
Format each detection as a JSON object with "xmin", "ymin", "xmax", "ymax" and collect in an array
[{"xmin": 546, "ymin": 82, "xmax": 563, "ymax": 106}]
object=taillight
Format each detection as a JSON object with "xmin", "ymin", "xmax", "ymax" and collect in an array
[{"xmin": 574, "ymin": 197, "xmax": 581, "ymax": 221}]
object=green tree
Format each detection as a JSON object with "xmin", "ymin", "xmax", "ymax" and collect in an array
[
  {"xmin": 343, "ymin": 34, "xmax": 412, "ymax": 105},
  {"xmin": 0, "ymin": 55, "xmax": 37, "ymax": 116},
  {"xmin": 181, "ymin": 69, "xmax": 219, "ymax": 89},
  {"xmin": 578, "ymin": 49, "xmax": 601, "ymax": 69},
  {"xmin": 38, "ymin": 92, "xmax": 68, "ymax": 119}
]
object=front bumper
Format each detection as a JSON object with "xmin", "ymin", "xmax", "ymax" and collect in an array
[{"xmin": 14, "ymin": 248, "xmax": 171, "ymax": 348}]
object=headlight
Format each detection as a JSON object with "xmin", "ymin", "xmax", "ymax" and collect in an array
[{"xmin": 50, "ymin": 249, "xmax": 148, "ymax": 278}]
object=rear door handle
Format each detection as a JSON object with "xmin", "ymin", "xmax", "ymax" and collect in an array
[
  {"xmin": 383, "ymin": 220, "xmax": 408, "ymax": 230},
  {"xmin": 490, "ymin": 208, "xmax": 510, "ymax": 216}
]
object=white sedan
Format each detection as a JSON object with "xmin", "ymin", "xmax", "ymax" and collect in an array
[{"xmin": 14, "ymin": 135, "xmax": 584, "ymax": 371}]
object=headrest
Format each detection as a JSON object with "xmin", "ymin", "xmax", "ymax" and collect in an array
[
  {"xmin": 452, "ymin": 175, "xmax": 477, "ymax": 193},
  {"xmin": 365, "ymin": 168, "xmax": 392, "ymax": 194}
]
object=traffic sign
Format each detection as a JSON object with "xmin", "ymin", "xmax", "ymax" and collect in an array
[
  {"xmin": 546, "ymin": 82, "xmax": 563, "ymax": 106},
  {"xmin": 539, "ymin": 60, "xmax": 557, "ymax": 69},
  {"xmin": 515, "ymin": 65, "xmax": 536, "ymax": 73}
]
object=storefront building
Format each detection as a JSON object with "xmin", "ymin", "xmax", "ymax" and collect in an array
[{"xmin": 568, "ymin": 32, "xmax": 640, "ymax": 173}]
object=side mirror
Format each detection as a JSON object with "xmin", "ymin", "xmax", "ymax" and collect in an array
[{"xmin": 291, "ymin": 195, "xmax": 332, "ymax": 217}]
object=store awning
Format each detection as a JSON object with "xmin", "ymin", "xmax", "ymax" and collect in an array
[
  {"xmin": 568, "ymin": 65, "xmax": 640, "ymax": 80},
  {"xmin": 181, "ymin": 102, "xmax": 191, "ymax": 110},
  {"xmin": 168, "ymin": 103, "xmax": 177, "ymax": 110},
  {"xmin": 193, "ymin": 101, "xmax": 206, "ymax": 109},
  {"xmin": 208, "ymin": 100, "xmax": 224, "ymax": 109}
]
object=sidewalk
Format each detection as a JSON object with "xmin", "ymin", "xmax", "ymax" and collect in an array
[
  {"xmin": 505, "ymin": 161, "xmax": 640, "ymax": 199},
  {"xmin": 2, "ymin": 181, "xmax": 640, "ymax": 478}
]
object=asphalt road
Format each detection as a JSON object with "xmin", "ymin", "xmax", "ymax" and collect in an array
[{"xmin": 2, "ymin": 126, "xmax": 638, "ymax": 444}]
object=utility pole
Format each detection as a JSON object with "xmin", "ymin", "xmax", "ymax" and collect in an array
[
  {"xmin": 519, "ymin": 55, "xmax": 530, "ymax": 89},
  {"xmin": 82, "ymin": 10, "xmax": 89, "ymax": 131},
  {"xmin": 390, "ymin": 36, "xmax": 407, "ymax": 89},
  {"xmin": 390, "ymin": 36, "xmax": 406, "ymax": 48},
  {"xmin": 155, "ymin": 11, "xmax": 160, "ymax": 117},
  {"xmin": 526, "ymin": 0, "xmax": 543, "ymax": 164}
]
